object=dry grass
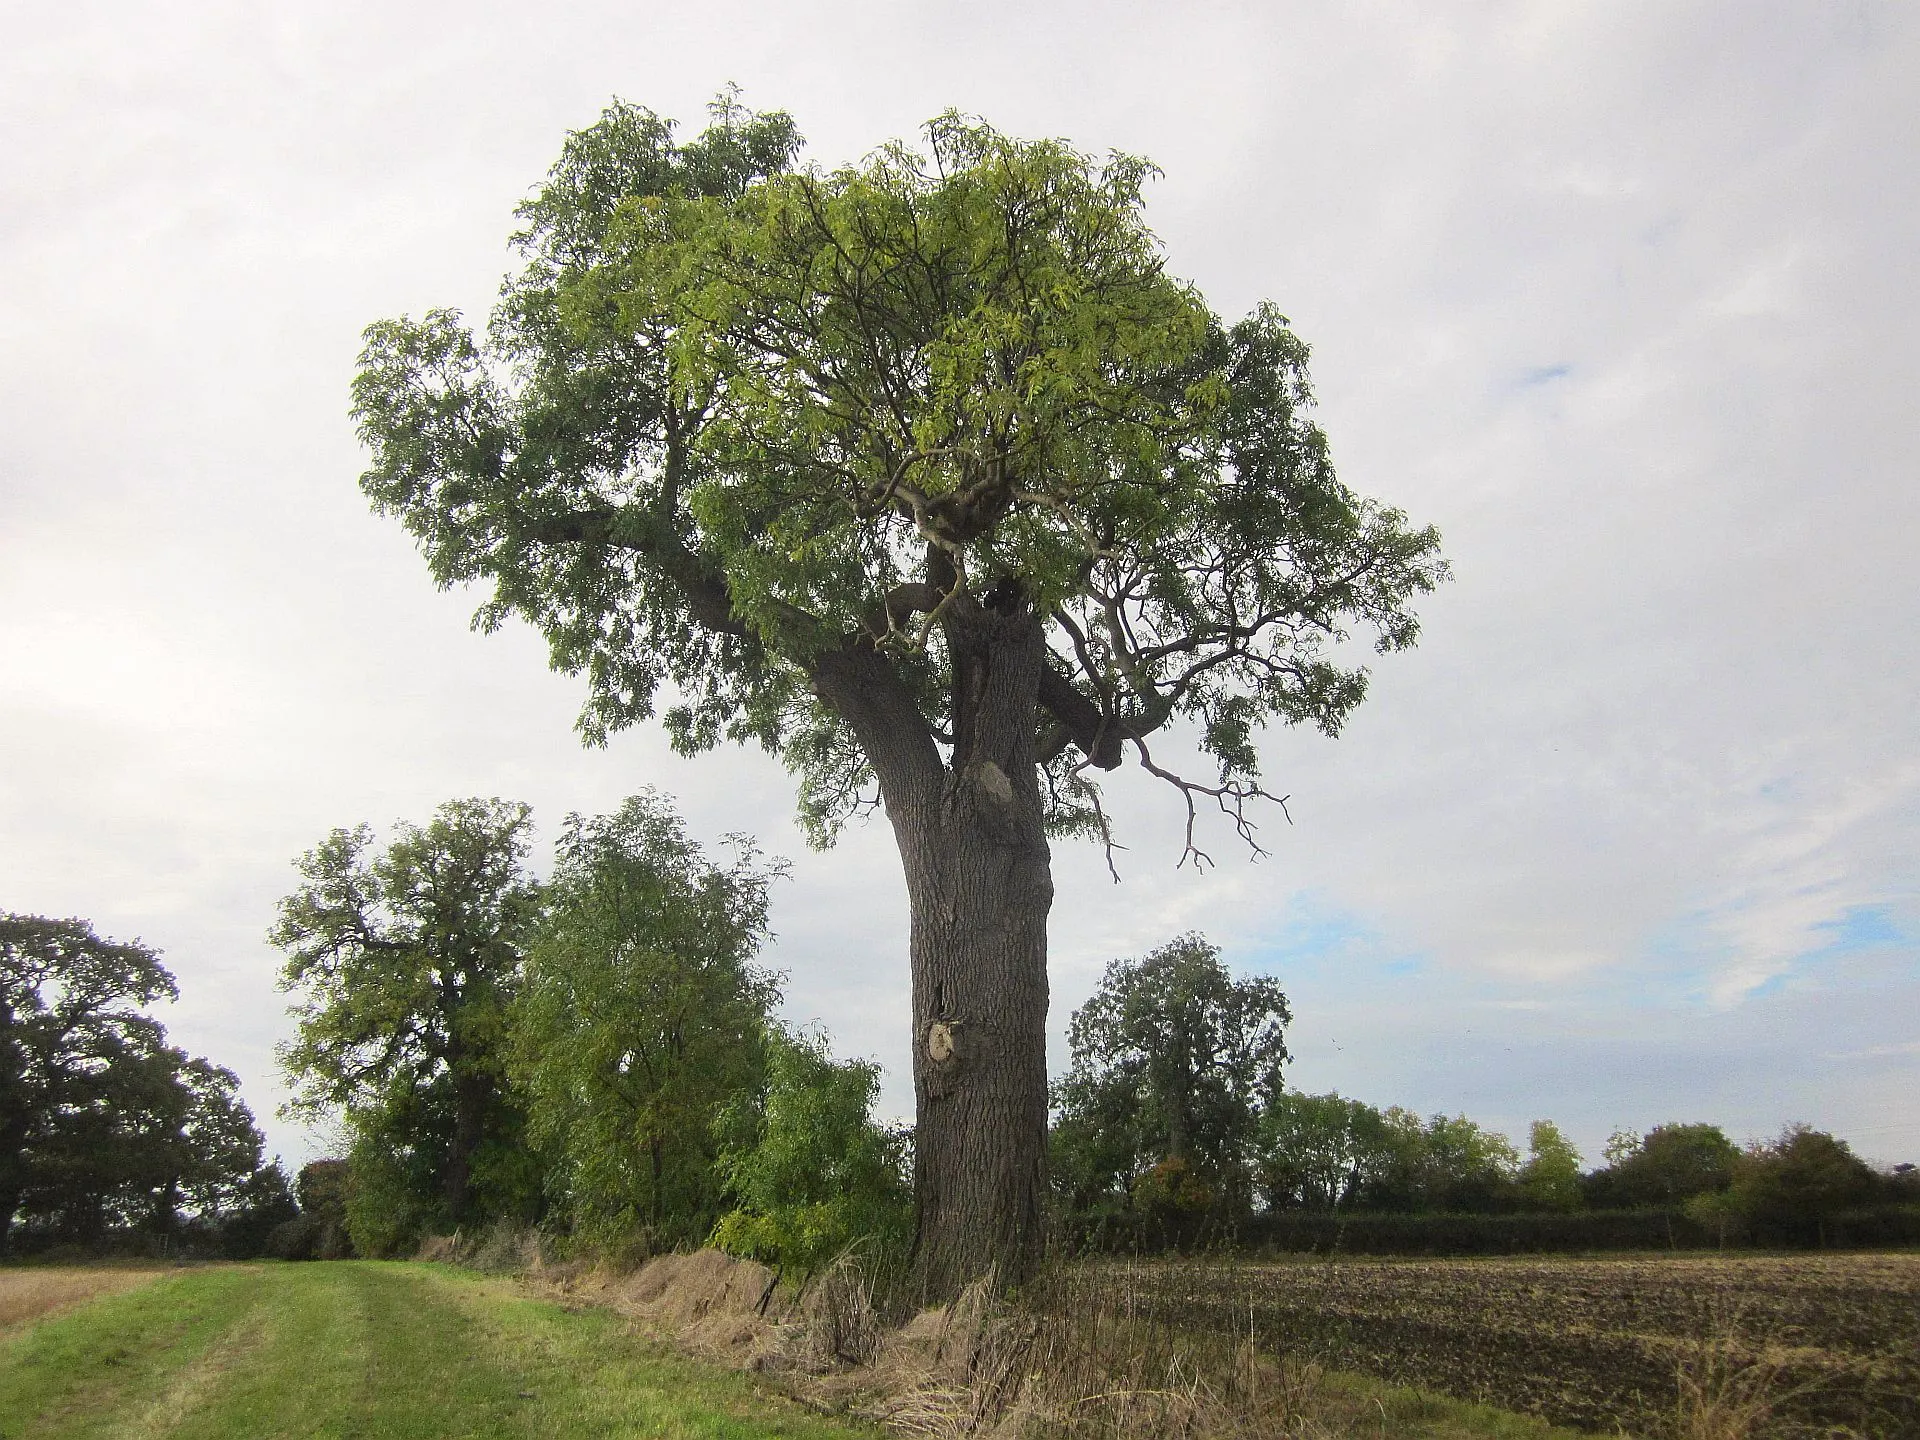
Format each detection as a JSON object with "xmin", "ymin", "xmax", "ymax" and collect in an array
[
  {"xmin": 1671, "ymin": 1339, "xmax": 1789, "ymax": 1440},
  {"xmin": 876, "ymin": 1266, "xmax": 1330, "ymax": 1439},
  {"xmin": 0, "ymin": 1265, "xmax": 168, "ymax": 1334},
  {"xmin": 521, "ymin": 1245, "xmax": 1584, "ymax": 1439}
]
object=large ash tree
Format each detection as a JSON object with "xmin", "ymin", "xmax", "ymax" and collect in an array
[{"xmin": 353, "ymin": 98, "xmax": 1445, "ymax": 1293}]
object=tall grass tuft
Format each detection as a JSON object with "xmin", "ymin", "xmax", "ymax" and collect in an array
[{"xmin": 1671, "ymin": 1337, "xmax": 1786, "ymax": 1440}]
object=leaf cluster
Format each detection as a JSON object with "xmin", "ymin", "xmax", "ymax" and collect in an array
[{"xmin": 1053, "ymin": 932, "xmax": 1289, "ymax": 1207}]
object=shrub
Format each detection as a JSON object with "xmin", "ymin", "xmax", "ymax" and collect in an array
[{"xmin": 709, "ymin": 1028, "xmax": 911, "ymax": 1278}]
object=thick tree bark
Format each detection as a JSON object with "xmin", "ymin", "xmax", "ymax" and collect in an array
[
  {"xmin": 814, "ymin": 599, "xmax": 1054, "ymax": 1298},
  {"xmin": 445, "ymin": 1068, "xmax": 492, "ymax": 1221}
]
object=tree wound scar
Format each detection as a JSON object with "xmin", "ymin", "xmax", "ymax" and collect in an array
[
  {"xmin": 973, "ymin": 761, "xmax": 1013, "ymax": 809},
  {"xmin": 927, "ymin": 1019, "xmax": 955, "ymax": 1063}
]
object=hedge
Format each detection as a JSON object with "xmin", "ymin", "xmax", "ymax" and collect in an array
[{"xmin": 1063, "ymin": 1204, "xmax": 1920, "ymax": 1257}]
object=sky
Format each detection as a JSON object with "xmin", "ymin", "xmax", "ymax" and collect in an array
[{"xmin": 3, "ymin": 0, "xmax": 1916, "ymax": 1173}]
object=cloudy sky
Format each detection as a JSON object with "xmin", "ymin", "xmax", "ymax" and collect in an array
[{"xmin": 4, "ymin": 1, "xmax": 1915, "ymax": 1172}]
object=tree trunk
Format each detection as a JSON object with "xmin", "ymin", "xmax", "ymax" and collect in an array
[
  {"xmin": 814, "ymin": 597, "xmax": 1054, "ymax": 1299},
  {"xmin": 445, "ymin": 1069, "xmax": 492, "ymax": 1221}
]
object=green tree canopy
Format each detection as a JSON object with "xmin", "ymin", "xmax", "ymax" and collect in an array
[
  {"xmin": 271, "ymin": 797, "xmax": 541, "ymax": 1236},
  {"xmin": 1518, "ymin": 1120, "xmax": 1584, "ymax": 1213},
  {"xmin": 352, "ymin": 96, "xmax": 1443, "ymax": 1291},
  {"xmin": 1253, "ymin": 1090, "xmax": 1391, "ymax": 1212},
  {"xmin": 1587, "ymin": 1122, "xmax": 1739, "ymax": 1210},
  {"xmin": 512, "ymin": 792, "xmax": 783, "ymax": 1247},
  {"xmin": 1727, "ymin": 1125, "xmax": 1878, "ymax": 1241},
  {"xmin": 1359, "ymin": 1109, "xmax": 1521, "ymax": 1214},
  {"xmin": 2, "ymin": 914, "xmax": 275, "ymax": 1252},
  {"xmin": 1055, "ymin": 933, "xmax": 1289, "ymax": 1205}
]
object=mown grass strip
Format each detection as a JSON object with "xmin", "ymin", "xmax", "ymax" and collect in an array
[
  {"xmin": 0, "ymin": 1265, "xmax": 270, "ymax": 1438},
  {"xmin": 413, "ymin": 1263, "xmax": 874, "ymax": 1439},
  {"xmin": 0, "ymin": 1262, "xmax": 877, "ymax": 1440}
]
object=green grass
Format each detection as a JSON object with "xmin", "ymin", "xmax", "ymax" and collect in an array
[
  {"xmin": 0, "ymin": 1261, "xmax": 876, "ymax": 1439},
  {"xmin": 1313, "ymin": 1370, "xmax": 1602, "ymax": 1440}
]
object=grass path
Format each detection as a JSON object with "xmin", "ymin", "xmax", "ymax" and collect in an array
[{"xmin": 0, "ymin": 1262, "xmax": 875, "ymax": 1439}]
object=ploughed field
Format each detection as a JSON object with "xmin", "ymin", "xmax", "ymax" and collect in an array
[{"xmin": 1102, "ymin": 1251, "xmax": 1920, "ymax": 1438}]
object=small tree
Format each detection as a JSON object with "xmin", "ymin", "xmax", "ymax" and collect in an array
[
  {"xmin": 710, "ymin": 1027, "xmax": 913, "ymax": 1277},
  {"xmin": 272, "ymin": 798, "xmax": 542, "ymax": 1238},
  {"xmin": 353, "ymin": 99, "xmax": 1444, "ymax": 1291},
  {"xmin": 512, "ymin": 793, "xmax": 782, "ymax": 1248},
  {"xmin": 1055, "ymin": 934, "xmax": 1288, "ymax": 1210},
  {"xmin": 1518, "ymin": 1120, "xmax": 1584, "ymax": 1213}
]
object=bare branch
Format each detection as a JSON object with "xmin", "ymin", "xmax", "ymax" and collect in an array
[{"xmin": 1131, "ymin": 735, "xmax": 1291, "ymax": 870}]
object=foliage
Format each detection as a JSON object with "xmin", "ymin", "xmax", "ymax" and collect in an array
[
  {"xmin": 1053, "ymin": 933, "xmax": 1288, "ymax": 1209},
  {"xmin": 352, "ymin": 94, "xmax": 1445, "ymax": 1287},
  {"xmin": 1, "ymin": 913, "xmax": 277, "ymax": 1252},
  {"xmin": 215, "ymin": 1159, "xmax": 300, "ymax": 1258},
  {"xmin": 261, "ymin": 1157, "xmax": 356, "ymax": 1260},
  {"xmin": 512, "ymin": 791, "xmax": 783, "ymax": 1249},
  {"xmin": 350, "ymin": 97, "xmax": 1445, "ymax": 849},
  {"xmin": 709, "ymin": 1027, "xmax": 912, "ymax": 1277},
  {"xmin": 271, "ymin": 797, "xmax": 543, "ymax": 1239},
  {"xmin": 1351, "ymin": 1109, "xmax": 1521, "ymax": 1214},
  {"xmin": 1253, "ymin": 1090, "xmax": 1391, "ymax": 1211},
  {"xmin": 1518, "ymin": 1120, "xmax": 1584, "ymax": 1213},
  {"xmin": 1725, "ymin": 1124, "xmax": 1879, "ymax": 1242},
  {"xmin": 1584, "ymin": 1122, "xmax": 1739, "ymax": 1210},
  {"xmin": 1131, "ymin": 1155, "xmax": 1215, "ymax": 1215}
]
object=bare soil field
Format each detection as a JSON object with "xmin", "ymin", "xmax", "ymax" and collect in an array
[
  {"xmin": 0, "ymin": 1265, "xmax": 168, "ymax": 1334},
  {"xmin": 1105, "ymin": 1251, "xmax": 1920, "ymax": 1438}
]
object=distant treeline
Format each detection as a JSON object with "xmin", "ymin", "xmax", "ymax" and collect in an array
[
  {"xmin": 12, "ymin": 793, "xmax": 1911, "ymax": 1267},
  {"xmin": 1049, "ymin": 935, "xmax": 1918, "ymax": 1253}
]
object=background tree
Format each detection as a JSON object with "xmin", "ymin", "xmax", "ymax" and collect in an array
[
  {"xmin": 1254, "ymin": 1090, "xmax": 1391, "ymax": 1211},
  {"xmin": 2, "ymin": 914, "xmax": 279, "ymax": 1253},
  {"xmin": 1517, "ymin": 1120, "xmax": 1584, "ymax": 1213},
  {"xmin": 272, "ymin": 798, "xmax": 541, "ymax": 1245},
  {"xmin": 710, "ymin": 1026, "xmax": 913, "ymax": 1278},
  {"xmin": 1725, "ymin": 1125, "xmax": 1877, "ymax": 1244},
  {"xmin": 353, "ymin": 99, "xmax": 1444, "ymax": 1291},
  {"xmin": 1358, "ymin": 1109, "xmax": 1520, "ymax": 1213},
  {"xmin": 1584, "ymin": 1122, "xmax": 1739, "ymax": 1210},
  {"xmin": 1048, "ymin": 1064, "xmax": 1151, "ymax": 1218},
  {"xmin": 265, "ymin": 1157, "xmax": 357, "ymax": 1261},
  {"xmin": 1053, "ymin": 934, "xmax": 1289, "ymax": 1211},
  {"xmin": 2, "ymin": 915, "xmax": 175, "ymax": 1251},
  {"xmin": 512, "ymin": 792, "xmax": 782, "ymax": 1248}
]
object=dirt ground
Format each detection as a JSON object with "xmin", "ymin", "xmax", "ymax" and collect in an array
[{"xmin": 0, "ymin": 1265, "xmax": 169, "ymax": 1334}]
